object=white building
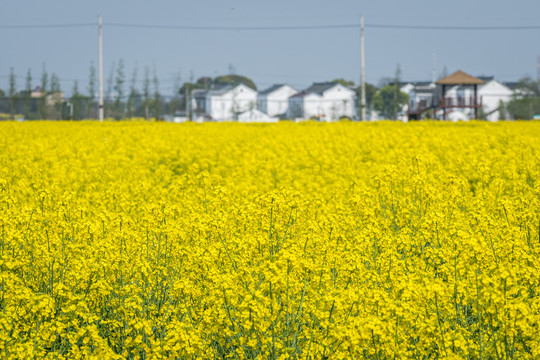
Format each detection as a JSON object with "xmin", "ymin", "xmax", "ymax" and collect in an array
[
  {"xmin": 404, "ymin": 73, "xmax": 514, "ymax": 121},
  {"xmin": 205, "ymin": 84, "xmax": 258, "ymax": 121},
  {"xmin": 477, "ymin": 78, "xmax": 513, "ymax": 121},
  {"xmin": 440, "ymin": 78, "xmax": 512, "ymax": 121},
  {"xmin": 257, "ymin": 84, "xmax": 298, "ymax": 117},
  {"xmin": 405, "ymin": 82, "xmax": 437, "ymax": 121},
  {"xmin": 237, "ymin": 108, "xmax": 279, "ymax": 123},
  {"xmin": 287, "ymin": 82, "xmax": 356, "ymax": 121}
]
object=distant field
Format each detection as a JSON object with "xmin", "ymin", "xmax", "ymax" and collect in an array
[{"xmin": 0, "ymin": 121, "xmax": 539, "ymax": 359}]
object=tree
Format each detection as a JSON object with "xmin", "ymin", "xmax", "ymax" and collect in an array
[
  {"xmin": 114, "ymin": 59, "xmax": 125, "ymax": 119},
  {"xmin": 127, "ymin": 65, "xmax": 138, "ymax": 119},
  {"xmin": 505, "ymin": 76, "xmax": 540, "ymax": 119},
  {"xmin": 23, "ymin": 69, "xmax": 32, "ymax": 119},
  {"xmin": 197, "ymin": 76, "xmax": 212, "ymax": 89},
  {"xmin": 40, "ymin": 63, "xmax": 48, "ymax": 93},
  {"xmin": 392, "ymin": 64, "xmax": 403, "ymax": 119},
  {"xmin": 372, "ymin": 85, "xmax": 409, "ymax": 119},
  {"xmin": 105, "ymin": 61, "xmax": 116, "ymax": 118},
  {"xmin": 88, "ymin": 62, "xmax": 96, "ymax": 99},
  {"xmin": 378, "ymin": 77, "xmax": 393, "ymax": 88},
  {"xmin": 50, "ymin": 73, "xmax": 60, "ymax": 93},
  {"xmin": 498, "ymin": 100, "xmax": 507, "ymax": 120},
  {"xmin": 87, "ymin": 62, "xmax": 97, "ymax": 118},
  {"xmin": 143, "ymin": 66, "xmax": 150, "ymax": 121},
  {"xmin": 50, "ymin": 73, "xmax": 62, "ymax": 120},
  {"xmin": 514, "ymin": 76, "xmax": 540, "ymax": 97},
  {"xmin": 70, "ymin": 80, "xmax": 86, "ymax": 120},
  {"xmin": 39, "ymin": 63, "xmax": 48, "ymax": 119},
  {"xmin": 332, "ymin": 78, "xmax": 355, "ymax": 87},
  {"xmin": 356, "ymin": 82, "xmax": 377, "ymax": 116},
  {"xmin": 169, "ymin": 71, "xmax": 181, "ymax": 116},
  {"xmin": 9, "ymin": 68, "xmax": 17, "ymax": 119},
  {"xmin": 180, "ymin": 77, "xmax": 207, "ymax": 93},
  {"xmin": 506, "ymin": 97, "xmax": 540, "ymax": 119},
  {"xmin": 213, "ymin": 74, "xmax": 257, "ymax": 90},
  {"xmin": 152, "ymin": 65, "xmax": 161, "ymax": 120}
]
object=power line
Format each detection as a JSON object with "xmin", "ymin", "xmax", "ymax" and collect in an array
[
  {"xmin": 367, "ymin": 24, "xmax": 540, "ymax": 30},
  {"xmin": 0, "ymin": 23, "xmax": 95, "ymax": 29},
  {"xmin": 106, "ymin": 22, "xmax": 358, "ymax": 30},
  {"xmin": 1, "ymin": 22, "xmax": 539, "ymax": 31},
  {"xmin": 106, "ymin": 22, "xmax": 540, "ymax": 31}
]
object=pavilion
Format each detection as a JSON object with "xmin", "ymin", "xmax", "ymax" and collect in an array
[{"xmin": 436, "ymin": 70, "xmax": 485, "ymax": 120}]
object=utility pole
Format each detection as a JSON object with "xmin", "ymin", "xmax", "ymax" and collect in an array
[
  {"xmin": 98, "ymin": 15, "xmax": 104, "ymax": 122},
  {"xmin": 432, "ymin": 53, "xmax": 437, "ymax": 83},
  {"xmin": 537, "ymin": 55, "xmax": 540, "ymax": 81},
  {"xmin": 360, "ymin": 14, "xmax": 366, "ymax": 121},
  {"xmin": 185, "ymin": 86, "xmax": 189, "ymax": 121}
]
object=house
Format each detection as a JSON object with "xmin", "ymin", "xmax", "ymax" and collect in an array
[
  {"xmin": 28, "ymin": 86, "xmax": 64, "ymax": 106},
  {"xmin": 477, "ymin": 79, "xmax": 513, "ymax": 121},
  {"xmin": 205, "ymin": 84, "xmax": 258, "ymax": 121},
  {"xmin": 286, "ymin": 82, "xmax": 356, "ymax": 121},
  {"xmin": 438, "ymin": 77, "xmax": 512, "ymax": 121},
  {"xmin": 237, "ymin": 108, "xmax": 279, "ymax": 123},
  {"xmin": 405, "ymin": 82, "xmax": 437, "ymax": 120},
  {"xmin": 257, "ymin": 84, "xmax": 298, "ymax": 117},
  {"xmin": 191, "ymin": 89, "xmax": 209, "ymax": 117},
  {"xmin": 404, "ymin": 72, "xmax": 513, "ymax": 121}
]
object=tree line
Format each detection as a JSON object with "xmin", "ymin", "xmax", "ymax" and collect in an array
[
  {"xmin": 0, "ymin": 61, "xmax": 176, "ymax": 120},
  {"xmin": 1, "ymin": 62, "xmax": 539, "ymax": 120}
]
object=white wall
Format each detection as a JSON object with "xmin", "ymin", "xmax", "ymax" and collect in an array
[
  {"xmin": 264, "ymin": 86, "xmax": 298, "ymax": 117},
  {"xmin": 287, "ymin": 84, "xmax": 356, "ymax": 120},
  {"xmin": 479, "ymin": 80, "xmax": 513, "ymax": 121},
  {"xmin": 287, "ymin": 96, "xmax": 307, "ymax": 119},
  {"xmin": 302, "ymin": 94, "xmax": 324, "ymax": 119},
  {"xmin": 207, "ymin": 84, "xmax": 257, "ymax": 121},
  {"xmin": 319, "ymin": 85, "xmax": 356, "ymax": 120},
  {"xmin": 442, "ymin": 81, "xmax": 512, "ymax": 121}
]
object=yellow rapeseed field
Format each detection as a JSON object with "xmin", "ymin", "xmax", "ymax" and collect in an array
[{"xmin": 0, "ymin": 121, "xmax": 539, "ymax": 359}]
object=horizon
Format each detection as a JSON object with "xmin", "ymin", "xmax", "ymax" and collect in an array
[{"xmin": 1, "ymin": 0, "xmax": 540, "ymax": 97}]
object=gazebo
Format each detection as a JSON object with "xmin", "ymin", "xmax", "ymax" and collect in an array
[{"xmin": 436, "ymin": 70, "xmax": 485, "ymax": 120}]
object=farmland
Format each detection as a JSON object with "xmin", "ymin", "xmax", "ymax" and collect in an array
[{"xmin": 0, "ymin": 121, "xmax": 539, "ymax": 359}]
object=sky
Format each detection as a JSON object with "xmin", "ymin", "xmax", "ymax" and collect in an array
[{"xmin": 1, "ymin": 0, "xmax": 539, "ymax": 97}]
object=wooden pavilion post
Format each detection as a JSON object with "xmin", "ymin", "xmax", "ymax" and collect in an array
[
  {"xmin": 474, "ymin": 84, "xmax": 478, "ymax": 119},
  {"xmin": 436, "ymin": 70, "xmax": 484, "ymax": 122},
  {"xmin": 442, "ymin": 84, "xmax": 446, "ymax": 120}
]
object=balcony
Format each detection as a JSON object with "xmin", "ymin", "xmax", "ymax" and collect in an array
[{"xmin": 439, "ymin": 96, "xmax": 482, "ymax": 109}]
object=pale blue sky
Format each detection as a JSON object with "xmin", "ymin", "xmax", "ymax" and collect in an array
[{"xmin": 1, "ymin": 0, "xmax": 539, "ymax": 96}]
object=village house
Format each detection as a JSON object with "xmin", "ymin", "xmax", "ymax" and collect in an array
[
  {"xmin": 257, "ymin": 84, "xmax": 298, "ymax": 117},
  {"xmin": 402, "ymin": 81, "xmax": 437, "ymax": 121},
  {"xmin": 405, "ymin": 71, "xmax": 513, "ymax": 121},
  {"xmin": 287, "ymin": 82, "xmax": 356, "ymax": 121},
  {"xmin": 201, "ymin": 84, "xmax": 258, "ymax": 121}
]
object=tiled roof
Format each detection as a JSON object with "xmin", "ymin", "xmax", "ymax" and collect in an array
[
  {"xmin": 290, "ymin": 92, "xmax": 308, "ymax": 98},
  {"xmin": 304, "ymin": 82, "xmax": 338, "ymax": 95},
  {"xmin": 207, "ymin": 84, "xmax": 233, "ymax": 96},
  {"xmin": 477, "ymin": 75, "xmax": 495, "ymax": 82},
  {"xmin": 437, "ymin": 70, "xmax": 485, "ymax": 85},
  {"xmin": 259, "ymin": 84, "xmax": 285, "ymax": 95}
]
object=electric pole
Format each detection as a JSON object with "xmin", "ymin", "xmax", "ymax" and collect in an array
[
  {"xmin": 432, "ymin": 53, "xmax": 437, "ymax": 83},
  {"xmin": 98, "ymin": 15, "xmax": 104, "ymax": 122},
  {"xmin": 360, "ymin": 14, "xmax": 366, "ymax": 121},
  {"xmin": 537, "ymin": 55, "xmax": 540, "ymax": 81},
  {"xmin": 185, "ymin": 86, "xmax": 189, "ymax": 121}
]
